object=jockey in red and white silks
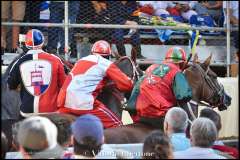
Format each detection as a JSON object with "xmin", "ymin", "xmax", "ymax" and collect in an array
[{"xmin": 57, "ymin": 40, "xmax": 133, "ymax": 128}]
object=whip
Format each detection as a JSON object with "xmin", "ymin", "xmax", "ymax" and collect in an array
[{"xmin": 187, "ymin": 30, "xmax": 200, "ymax": 63}]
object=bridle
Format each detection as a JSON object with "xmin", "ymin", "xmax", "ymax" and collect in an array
[
  {"xmin": 184, "ymin": 63, "xmax": 225, "ymax": 120},
  {"xmin": 193, "ymin": 63, "xmax": 224, "ymax": 108},
  {"xmin": 111, "ymin": 56, "xmax": 142, "ymax": 109}
]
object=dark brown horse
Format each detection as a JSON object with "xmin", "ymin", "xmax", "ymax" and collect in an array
[
  {"xmin": 97, "ymin": 55, "xmax": 143, "ymax": 118},
  {"xmin": 103, "ymin": 54, "xmax": 232, "ymax": 144}
]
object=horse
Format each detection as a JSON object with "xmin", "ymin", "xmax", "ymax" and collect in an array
[
  {"xmin": 103, "ymin": 54, "xmax": 232, "ymax": 144},
  {"xmin": 97, "ymin": 54, "xmax": 143, "ymax": 118}
]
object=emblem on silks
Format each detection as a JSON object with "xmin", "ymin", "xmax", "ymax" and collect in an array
[{"xmin": 20, "ymin": 60, "xmax": 52, "ymax": 96}]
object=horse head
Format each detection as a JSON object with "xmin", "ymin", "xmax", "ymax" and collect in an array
[{"xmin": 184, "ymin": 54, "xmax": 232, "ymax": 112}]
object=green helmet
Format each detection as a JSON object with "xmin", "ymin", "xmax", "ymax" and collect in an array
[{"xmin": 165, "ymin": 47, "xmax": 187, "ymax": 63}]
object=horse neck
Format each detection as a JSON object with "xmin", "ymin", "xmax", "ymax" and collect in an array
[
  {"xmin": 115, "ymin": 56, "xmax": 135, "ymax": 79},
  {"xmin": 183, "ymin": 67, "xmax": 203, "ymax": 119},
  {"xmin": 101, "ymin": 57, "xmax": 136, "ymax": 118},
  {"xmin": 183, "ymin": 67, "xmax": 202, "ymax": 104},
  {"xmin": 97, "ymin": 86, "xmax": 123, "ymax": 118}
]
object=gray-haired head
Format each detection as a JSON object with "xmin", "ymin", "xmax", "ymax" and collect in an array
[
  {"xmin": 164, "ymin": 107, "xmax": 188, "ymax": 133},
  {"xmin": 190, "ymin": 117, "xmax": 217, "ymax": 148},
  {"xmin": 199, "ymin": 108, "xmax": 222, "ymax": 132}
]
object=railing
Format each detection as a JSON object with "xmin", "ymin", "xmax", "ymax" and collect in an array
[{"xmin": 1, "ymin": 1, "xmax": 238, "ymax": 76}]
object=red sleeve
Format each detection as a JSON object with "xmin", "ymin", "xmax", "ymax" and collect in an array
[
  {"xmin": 58, "ymin": 60, "xmax": 67, "ymax": 88},
  {"xmin": 57, "ymin": 74, "xmax": 72, "ymax": 108},
  {"xmin": 106, "ymin": 63, "xmax": 133, "ymax": 92}
]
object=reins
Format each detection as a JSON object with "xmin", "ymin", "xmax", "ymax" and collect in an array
[
  {"xmin": 184, "ymin": 62, "xmax": 225, "ymax": 122},
  {"xmin": 114, "ymin": 56, "xmax": 141, "ymax": 82},
  {"xmin": 112, "ymin": 56, "xmax": 141, "ymax": 109}
]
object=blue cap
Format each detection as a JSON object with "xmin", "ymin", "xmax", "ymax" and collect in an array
[{"xmin": 71, "ymin": 114, "xmax": 104, "ymax": 145}]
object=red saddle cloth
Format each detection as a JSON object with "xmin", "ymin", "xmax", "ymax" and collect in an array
[{"xmin": 212, "ymin": 145, "xmax": 239, "ymax": 158}]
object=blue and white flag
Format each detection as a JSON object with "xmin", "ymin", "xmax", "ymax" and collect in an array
[{"xmin": 155, "ymin": 29, "xmax": 174, "ymax": 42}]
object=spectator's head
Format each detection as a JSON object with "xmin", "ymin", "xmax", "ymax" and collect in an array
[
  {"xmin": 164, "ymin": 107, "xmax": 188, "ymax": 135},
  {"xmin": 25, "ymin": 29, "xmax": 44, "ymax": 50},
  {"xmin": 190, "ymin": 117, "xmax": 218, "ymax": 148},
  {"xmin": 91, "ymin": 40, "xmax": 112, "ymax": 58},
  {"xmin": 71, "ymin": 114, "xmax": 104, "ymax": 158},
  {"xmin": 164, "ymin": 47, "xmax": 187, "ymax": 69},
  {"xmin": 199, "ymin": 108, "xmax": 222, "ymax": 133},
  {"xmin": 46, "ymin": 114, "xmax": 72, "ymax": 148},
  {"xmin": 143, "ymin": 130, "xmax": 173, "ymax": 159},
  {"xmin": 1, "ymin": 132, "xmax": 8, "ymax": 159},
  {"xmin": 17, "ymin": 116, "xmax": 63, "ymax": 159}
]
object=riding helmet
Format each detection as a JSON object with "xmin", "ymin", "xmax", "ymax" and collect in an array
[
  {"xmin": 25, "ymin": 29, "xmax": 44, "ymax": 49},
  {"xmin": 165, "ymin": 47, "xmax": 187, "ymax": 63},
  {"xmin": 91, "ymin": 40, "xmax": 112, "ymax": 56}
]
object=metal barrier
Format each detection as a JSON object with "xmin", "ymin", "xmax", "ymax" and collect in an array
[{"xmin": 1, "ymin": 1, "xmax": 238, "ymax": 76}]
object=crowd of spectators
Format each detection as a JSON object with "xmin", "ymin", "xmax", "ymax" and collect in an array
[
  {"xmin": 174, "ymin": 117, "xmax": 225, "ymax": 159},
  {"xmin": 2, "ymin": 106, "xmax": 238, "ymax": 159},
  {"xmin": 1, "ymin": 1, "xmax": 238, "ymax": 58}
]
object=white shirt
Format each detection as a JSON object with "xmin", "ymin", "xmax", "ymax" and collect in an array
[
  {"xmin": 174, "ymin": 146, "xmax": 226, "ymax": 159},
  {"xmin": 223, "ymin": 1, "xmax": 239, "ymax": 25}
]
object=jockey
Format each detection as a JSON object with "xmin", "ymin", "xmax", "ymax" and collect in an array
[
  {"xmin": 57, "ymin": 40, "xmax": 134, "ymax": 128},
  {"xmin": 127, "ymin": 46, "xmax": 192, "ymax": 128},
  {"xmin": 7, "ymin": 29, "xmax": 66, "ymax": 118}
]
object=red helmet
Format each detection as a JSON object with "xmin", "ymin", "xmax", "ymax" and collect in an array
[
  {"xmin": 165, "ymin": 47, "xmax": 187, "ymax": 63},
  {"xmin": 91, "ymin": 40, "xmax": 111, "ymax": 56},
  {"xmin": 25, "ymin": 29, "xmax": 44, "ymax": 49}
]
